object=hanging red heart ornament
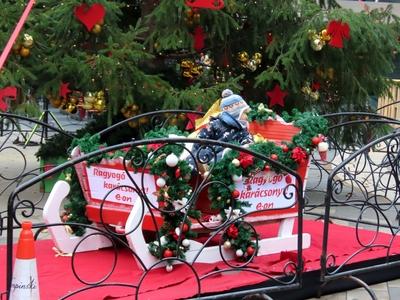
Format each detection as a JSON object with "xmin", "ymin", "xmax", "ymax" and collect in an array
[
  {"xmin": 185, "ymin": 0, "xmax": 224, "ymax": 10},
  {"xmin": 74, "ymin": 3, "xmax": 106, "ymax": 31}
]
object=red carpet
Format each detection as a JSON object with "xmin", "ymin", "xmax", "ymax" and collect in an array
[{"xmin": 1, "ymin": 219, "xmax": 399, "ymax": 299}]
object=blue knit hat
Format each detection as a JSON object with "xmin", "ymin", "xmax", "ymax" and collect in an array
[{"xmin": 220, "ymin": 92, "xmax": 250, "ymax": 120}]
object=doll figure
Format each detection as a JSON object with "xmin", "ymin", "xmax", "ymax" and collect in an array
[{"xmin": 193, "ymin": 89, "xmax": 253, "ymax": 164}]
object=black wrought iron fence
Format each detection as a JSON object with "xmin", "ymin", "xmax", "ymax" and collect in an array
[
  {"xmin": 4, "ymin": 137, "xmax": 306, "ymax": 299},
  {"xmin": 319, "ymin": 129, "xmax": 400, "ymax": 297}
]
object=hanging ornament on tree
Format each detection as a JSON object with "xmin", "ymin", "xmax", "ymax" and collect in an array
[
  {"xmin": 185, "ymin": 0, "xmax": 224, "ymax": 10},
  {"xmin": 184, "ymin": 8, "xmax": 200, "ymax": 28},
  {"xmin": 327, "ymin": 20, "xmax": 350, "ymax": 49},
  {"xmin": 22, "ymin": 33, "xmax": 34, "ymax": 48},
  {"xmin": 74, "ymin": 3, "xmax": 106, "ymax": 32},
  {"xmin": 266, "ymin": 84, "xmax": 288, "ymax": 108},
  {"xmin": 180, "ymin": 59, "xmax": 203, "ymax": 80},
  {"xmin": 266, "ymin": 32, "xmax": 273, "ymax": 45},
  {"xmin": 237, "ymin": 51, "xmax": 262, "ymax": 71}
]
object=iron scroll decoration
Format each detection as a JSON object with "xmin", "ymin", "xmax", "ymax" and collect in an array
[{"xmin": 5, "ymin": 137, "xmax": 305, "ymax": 299}]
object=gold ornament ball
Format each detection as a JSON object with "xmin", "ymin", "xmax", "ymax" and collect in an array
[
  {"xmin": 193, "ymin": 13, "xmax": 201, "ymax": 24},
  {"xmin": 326, "ymin": 68, "xmax": 335, "ymax": 80},
  {"xmin": 91, "ymin": 24, "xmax": 102, "ymax": 35},
  {"xmin": 238, "ymin": 51, "xmax": 249, "ymax": 63},
  {"xmin": 139, "ymin": 116, "xmax": 149, "ymax": 125},
  {"xmin": 253, "ymin": 52, "xmax": 262, "ymax": 61},
  {"xmin": 310, "ymin": 38, "xmax": 324, "ymax": 51},
  {"xmin": 128, "ymin": 120, "xmax": 139, "ymax": 128},
  {"xmin": 131, "ymin": 104, "xmax": 139, "ymax": 112},
  {"xmin": 12, "ymin": 42, "xmax": 21, "ymax": 54},
  {"xmin": 22, "ymin": 33, "xmax": 34, "ymax": 48},
  {"xmin": 84, "ymin": 92, "xmax": 95, "ymax": 104},
  {"xmin": 19, "ymin": 47, "xmax": 30, "ymax": 57},
  {"xmin": 321, "ymin": 29, "xmax": 331, "ymax": 41}
]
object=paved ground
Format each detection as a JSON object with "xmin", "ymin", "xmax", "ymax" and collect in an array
[{"xmin": 0, "ymin": 108, "xmax": 399, "ymax": 299}]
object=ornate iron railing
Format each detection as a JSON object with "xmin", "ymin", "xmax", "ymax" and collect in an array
[{"xmin": 4, "ymin": 136, "xmax": 305, "ymax": 299}]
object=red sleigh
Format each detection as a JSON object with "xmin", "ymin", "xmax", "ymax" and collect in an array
[{"xmin": 43, "ymin": 118, "xmax": 311, "ymax": 269}]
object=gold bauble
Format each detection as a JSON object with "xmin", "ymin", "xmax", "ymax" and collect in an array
[
  {"xmin": 181, "ymin": 60, "xmax": 193, "ymax": 69},
  {"xmin": 69, "ymin": 96, "xmax": 78, "ymax": 104},
  {"xmin": 91, "ymin": 24, "xmax": 102, "ymax": 35},
  {"xmin": 84, "ymin": 92, "xmax": 95, "ymax": 104},
  {"xmin": 310, "ymin": 91, "xmax": 320, "ymax": 101},
  {"xmin": 128, "ymin": 120, "xmax": 139, "ymax": 128},
  {"xmin": 193, "ymin": 13, "xmax": 201, "ymax": 24},
  {"xmin": 139, "ymin": 116, "xmax": 149, "ymax": 125},
  {"xmin": 326, "ymin": 68, "xmax": 335, "ymax": 80},
  {"xmin": 82, "ymin": 104, "xmax": 93, "ymax": 110},
  {"xmin": 178, "ymin": 113, "xmax": 187, "ymax": 122},
  {"xmin": 301, "ymin": 86, "xmax": 312, "ymax": 95},
  {"xmin": 182, "ymin": 71, "xmax": 193, "ymax": 78},
  {"xmin": 237, "ymin": 51, "xmax": 249, "ymax": 63},
  {"xmin": 12, "ymin": 43, "xmax": 21, "ymax": 54},
  {"xmin": 310, "ymin": 38, "xmax": 324, "ymax": 51},
  {"xmin": 320, "ymin": 29, "xmax": 331, "ymax": 42},
  {"xmin": 22, "ymin": 33, "xmax": 34, "ymax": 48},
  {"xmin": 19, "ymin": 47, "xmax": 30, "ymax": 57},
  {"xmin": 190, "ymin": 66, "xmax": 202, "ymax": 76},
  {"xmin": 66, "ymin": 103, "xmax": 77, "ymax": 114},
  {"xmin": 247, "ymin": 60, "xmax": 258, "ymax": 72},
  {"xmin": 169, "ymin": 117, "xmax": 178, "ymax": 126},
  {"xmin": 253, "ymin": 52, "xmax": 262, "ymax": 61},
  {"xmin": 131, "ymin": 104, "xmax": 139, "ymax": 112},
  {"xmin": 51, "ymin": 98, "xmax": 62, "ymax": 108}
]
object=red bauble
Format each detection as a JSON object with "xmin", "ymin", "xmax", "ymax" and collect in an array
[
  {"xmin": 270, "ymin": 154, "xmax": 278, "ymax": 161},
  {"xmin": 163, "ymin": 249, "xmax": 174, "ymax": 258},
  {"xmin": 158, "ymin": 201, "xmax": 166, "ymax": 208},
  {"xmin": 246, "ymin": 246, "xmax": 255, "ymax": 256},
  {"xmin": 231, "ymin": 189, "xmax": 240, "ymax": 198},
  {"xmin": 311, "ymin": 136, "xmax": 321, "ymax": 146},
  {"xmin": 285, "ymin": 175, "xmax": 292, "ymax": 184},
  {"xmin": 175, "ymin": 168, "xmax": 181, "ymax": 178},
  {"xmin": 182, "ymin": 223, "xmax": 189, "ymax": 233},
  {"xmin": 227, "ymin": 224, "xmax": 239, "ymax": 238},
  {"xmin": 282, "ymin": 145, "xmax": 289, "ymax": 153},
  {"xmin": 264, "ymin": 165, "xmax": 271, "ymax": 172}
]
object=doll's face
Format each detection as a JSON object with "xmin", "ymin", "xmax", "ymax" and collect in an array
[{"xmin": 239, "ymin": 108, "xmax": 251, "ymax": 121}]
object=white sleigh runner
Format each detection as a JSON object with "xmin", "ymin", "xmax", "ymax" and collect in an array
[{"xmin": 43, "ymin": 121, "xmax": 311, "ymax": 270}]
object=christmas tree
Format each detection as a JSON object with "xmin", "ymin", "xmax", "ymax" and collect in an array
[{"xmin": 1, "ymin": 0, "xmax": 399, "ymax": 120}]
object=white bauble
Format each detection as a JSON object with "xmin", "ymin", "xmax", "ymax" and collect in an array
[
  {"xmin": 318, "ymin": 141, "xmax": 329, "ymax": 152},
  {"xmin": 223, "ymin": 240, "xmax": 231, "ymax": 249},
  {"xmin": 182, "ymin": 239, "xmax": 190, "ymax": 247},
  {"xmin": 166, "ymin": 264, "xmax": 173, "ymax": 272},
  {"xmin": 166, "ymin": 153, "xmax": 179, "ymax": 167},
  {"xmin": 236, "ymin": 249, "xmax": 244, "ymax": 257},
  {"xmin": 203, "ymin": 171, "xmax": 210, "ymax": 178},
  {"xmin": 160, "ymin": 235, "xmax": 168, "ymax": 246},
  {"xmin": 232, "ymin": 174, "xmax": 243, "ymax": 182},
  {"xmin": 232, "ymin": 159, "xmax": 240, "ymax": 167},
  {"xmin": 156, "ymin": 177, "xmax": 166, "ymax": 188}
]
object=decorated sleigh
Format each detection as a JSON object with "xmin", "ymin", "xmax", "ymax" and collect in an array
[{"xmin": 43, "ymin": 109, "xmax": 328, "ymax": 270}]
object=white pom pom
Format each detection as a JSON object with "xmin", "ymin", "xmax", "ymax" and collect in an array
[
  {"xmin": 166, "ymin": 264, "xmax": 173, "ymax": 272},
  {"xmin": 160, "ymin": 235, "xmax": 168, "ymax": 246},
  {"xmin": 232, "ymin": 174, "xmax": 242, "ymax": 182},
  {"xmin": 318, "ymin": 141, "xmax": 329, "ymax": 152},
  {"xmin": 156, "ymin": 177, "xmax": 166, "ymax": 188},
  {"xmin": 236, "ymin": 249, "xmax": 244, "ymax": 257},
  {"xmin": 166, "ymin": 153, "xmax": 179, "ymax": 167},
  {"xmin": 223, "ymin": 240, "xmax": 231, "ymax": 249},
  {"xmin": 222, "ymin": 89, "xmax": 233, "ymax": 98},
  {"xmin": 182, "ymin": 239, "xmax": 190, "ymax": 247},
  {"xmin": 232, "ymin": 159, "xmax": 240, "ymax": 167}
]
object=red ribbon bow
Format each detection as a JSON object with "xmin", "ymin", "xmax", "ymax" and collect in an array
[
  {"xmin": 291, "ymin": 147, "xmax": 308, "ymax": 164},
  {"xmin": 327, "ymin": 20, "xmax": 350, "ymax": 49},
  {"xmin": 238, "ymin": 152, "xmax": 254, "ymax": 169},
  {"xmin": 0, "ymin": 86, "xmax": 17, "ymax": 112}
]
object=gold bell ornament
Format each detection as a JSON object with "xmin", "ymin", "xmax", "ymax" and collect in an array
[
  {"xmin": 22, "ymin": 33, "xmax": 34, "ymax": 48},
  {"xmin": 83, "ymin": 92, "xmax": 96, "ymax": 110}
]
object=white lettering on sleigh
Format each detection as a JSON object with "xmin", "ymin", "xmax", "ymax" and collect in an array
[
  {"xmin": 236, "ymin": 171, "xmax": 297, "ymax": 213},
  {"xmin": 86, "ymin": 166, "xmax": 157, "ymax": 207}
]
